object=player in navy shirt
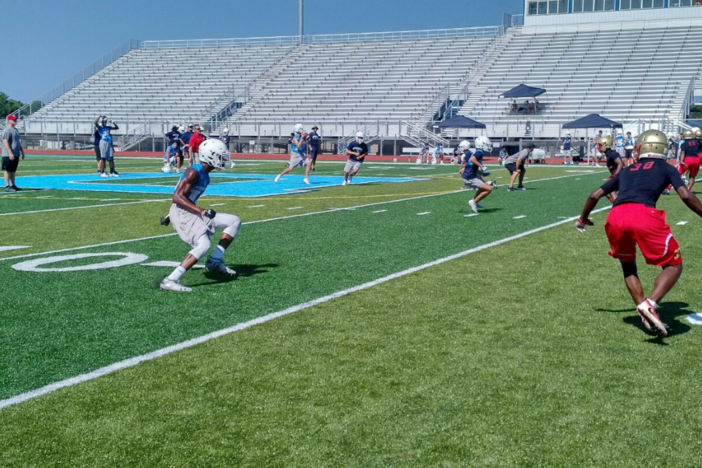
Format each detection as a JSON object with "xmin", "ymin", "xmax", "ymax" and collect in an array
[
  {"xmin": 459, "ymin": 137, "xmax": 493, "ymax": 213},
  {"xmin": 576, "ymin": 130, "xmax": 702, "ymax": 337},
  {"xmin": 677, "ymin": 128, "xmax": 701, "ymax": 190},
  {"xmin": 165, "ymin": 125, "xmax": 184, "ymax": 172},
  {"xmin": 181, "ymin": 125, "xmax": 193, "ymax": 165},
  {"xmin": 305, "ymin": 125, "xmax": 321, "ymax": 175},
  {"xmin": 343, "ymin": 132, "xmax": 368, "ymax": 185}
]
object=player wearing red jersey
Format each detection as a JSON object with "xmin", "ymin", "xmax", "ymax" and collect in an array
[
  {"xmin": 678, "ymin": 128, "xmax": 701, "ymax": 191},
  {"xmin": 576, "ymin": 130, "xmax": 702, "ymax": 337}
]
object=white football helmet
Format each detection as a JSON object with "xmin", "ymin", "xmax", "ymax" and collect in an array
[
  {"xmin": 199, "ymin": 139, "xmax": 230, "ymax": 170},
  {"xmin": 161, "ymin": 164, "xmax": 172, "ymax": 174},
  {"xmin": 458, "ymin": 140, "xmax": 471, "ymax": 152},
  {"xmin": 221, "ymin": 127, "xmax": 229, "ymax": 135},
  {"xmin": 356, "ymin": 132, "xmax": 364, "ymax": 143},
  {"xmin": 294, "ymin": 123, "xmax": 304, "ymax": 134},
  {"xmin": 475, "ymin": 136, "xmax": 492, "ymax": 153},
  {"xmin": 178, "ymin": 125, "xmax": 185, "ymax": 133}
]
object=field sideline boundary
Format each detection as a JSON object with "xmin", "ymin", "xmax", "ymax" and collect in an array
[
  {"xmin": 0, "ymin": 171, "xmax": 603, "ymax": 261},
  {"xmin": 0, "ymin": 204, "xmax": 611, "ymax": 411}
]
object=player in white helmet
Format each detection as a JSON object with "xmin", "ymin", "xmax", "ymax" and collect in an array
[
  {"xmin": 275, "ymin": 124, "xmax": 308, "ymax": 184},
  {"xmin": 460, "ymin": 137, "xmax": 494, "ymax": 213},
  {"xmin": 159, "ymin": 139, "xmax": 242, "ymax": 293},
  {"xmin": 343, "ymin": 132, "xmax": 368, "ymax": 185},
  {"xmin": 561, "ymin": 131, "xmax": 573, "ymax": 165}
]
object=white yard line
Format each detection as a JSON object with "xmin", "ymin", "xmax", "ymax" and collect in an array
[
  {"xmin": 0, "ymin": 199, "xmax": 168, "ymax": 217},
  {"xmin": 513, "ymin": 215, "xmax": 527, "ymax": 219},
  {"xmin": 0, "ymin": 172, "xmax": 597, "ymax": 262},
  {"xmin": 372, "ymin": 210, "xmax": 387, "ymax": 214},
  {"xmin": 209, "ymin": 203, "xmax": 226, "ymax": 207},
  {"xmin": 417, "ymin": 212, "xmax": 431, "ymax": 216},
  {"xmin": 0, "ymin": 205, "xmax": 612, "ymax": 411},
  {"xmin": 286, "ymin": 206, "xmax": 304, "ymax": 210},
  {"xmin": 676, "ymin": 221, "xmax": 688, "ymax": 226}
]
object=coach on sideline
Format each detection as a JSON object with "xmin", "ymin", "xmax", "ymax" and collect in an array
[
  {"xmin": 190, "ymin": 124, "xmax": 206, "ymax": 165},
  {"xmin": 3, "ymin": 115, "xmax": 25, "ymax": 192}
]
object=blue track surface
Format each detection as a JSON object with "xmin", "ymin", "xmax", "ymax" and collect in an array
[{"xmin": 15, "ymin": 172, "xmax": 419, "ymax": 198}]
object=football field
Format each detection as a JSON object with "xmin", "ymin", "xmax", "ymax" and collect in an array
[{"xmin": 2, "ymin": 156, "xmax": 702, "ymax": 467}]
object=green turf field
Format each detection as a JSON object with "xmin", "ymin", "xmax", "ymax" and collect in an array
[{"xmin": 1, "ymin": 155, "xmax": 702, "ymax": 467}]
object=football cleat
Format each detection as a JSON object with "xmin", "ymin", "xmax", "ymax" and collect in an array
[
  {"xmin": 205, "ymin": 258, "xmax": 237, "ymax": 276},
  {"xmin": 517, "ymin": 186, "xmax": 526, "ymax": 191},
  {"xmin": 110, "ymin": 171, "xmax": 120, "ymax": 177},
  {"xmin": 636, "ymin": 299, "xmax": 668, "ymax": 337},
  {"xmin": 160, "ymin": 279, "xmax": 192, "ymax": 293},
  {"xmin": 342, "ymin": 180, "xmax": 347, "ymax": 186},
  {"xmin": 100, "ymin": 172, "xmax": 109, "ymax": 178},
  {"xmin": 303, "ymin": 178, "xmax": 311, "ymax": 185},
  {"xmin": 468, "ymin": 200, "xmax": 478, "ymax": 214},
  {"xmin": 274, "ymin": 175, "xmax": 281, "ymax": 183}
]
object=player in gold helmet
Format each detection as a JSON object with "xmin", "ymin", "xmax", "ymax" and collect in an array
[{"xmin": 576, "ymin": 130, "xmax": 702, "ymax": 338}]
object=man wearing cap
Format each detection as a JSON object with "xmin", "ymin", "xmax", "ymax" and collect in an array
[
  {"xmin": 181, "ymin": 125, "xmax": 194, "ymax": 166},
  {"xmin": 561, "ymin": 132, "xmax": 573, "ymax": 165},
  {"xmin": 2, "ymin": 115, "xmax": 25, "ymax": 192},
  {"xmin": 189, "ymin": 125, "xmax": 206, "ymax": 165},
  {"xmin": 504, "ymin": 144, "xmax": 533, "ymax": 191}
]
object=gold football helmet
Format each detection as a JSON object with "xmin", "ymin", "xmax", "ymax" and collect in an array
[
  {"xmin": 635, "ymin": 130, "xmax": 668, "ymax": 159},
  {"xmin": 693, "ymin": 127, "xmax": 702, "ymax": 138},
  {"xmin": 684, "ymin": 129, "xmax": 694, "ymax": 139},
  {"xmin": 600, "ymin": 135, "xmax": 613, "ymax": 151}
]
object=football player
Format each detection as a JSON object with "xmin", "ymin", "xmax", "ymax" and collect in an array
[
  {"xmin": 576, "ymin": 130, "xmax": 702, "ymax": 337},
  {"xmin": 459, "ymin": 137, "xmax": 493, "ymax": 213},
  {"xmin": 624, "ymin": 131, "xmax": 635, "ymax": 165},
  {"xmin": 160, "ymin": 139, "xmax": 241, "ymax": 293},
  {"xmin": 306, "ymin": 125, "xmax": 321, "ymax": 174},
  {"xmin": 94, "ymin": 115, "xmax": 119, "ymax": 177},
  {"xmin": 343, "ymin": 132, "xmax": 368, "ymax": 185},
  {"xmin": 601, "ymin": 135, "xmax": 625, "ymax": 202},
  {"xmin": 275, "ymin": 124, "xmax": 308, "ymax": 184},
  {"xmin": 561, "ymin": 132, "xmax": 573, "ymax": 165}
]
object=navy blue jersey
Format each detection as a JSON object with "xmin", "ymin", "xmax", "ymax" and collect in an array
[
  {"xmin": 166, "ymin": 131, "xmax": 182, "ymax": 147},
  {"xmin": 681, "ymin": 139, "xmax": 699, "ymax": 158},
  {"xmin": 181, "ymin": 131, "xmax": 193, "ymax": 145},
  {"xmin": 600, "ymin": 158, "xmax": 685, "ymax": 208},
  {"xmin": 93, "ymin": 130, "xmax": 101, "ymax": 147},
  {"xmin": 347, "ymin": 141, "xmax": 368, "ymax": 162},
  {"xmin": 463, "ymin": 149, "xmax": 483, "ymax": 178},
  {"xmin": 308, "ymin": 131, "xmax": 321, "ymax": 150},
  {"xmin": 562, "ymin": 137, "xmax": 571, "ymax": 150},
  {"xmin": 605, "ymin": 149, "xmax": 622, "ymax": 175}
]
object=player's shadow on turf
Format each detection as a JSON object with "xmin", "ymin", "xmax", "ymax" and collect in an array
[
  {"xmin": 193, "ymin": 263, "xmax": 279, "ymax": 286},
  {"xmin": 598, "ymin": 301, "xmax": 692, "ymax": 342}
]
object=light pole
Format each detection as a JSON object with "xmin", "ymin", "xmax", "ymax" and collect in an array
[{"xmin": 299, "ymin": 0, "xmax": 304, "ymax": 45}]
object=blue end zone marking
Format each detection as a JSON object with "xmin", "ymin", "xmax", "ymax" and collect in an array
[{"xmin": 15, "ymin": 173, "xmax": 420, "ymax": 198}]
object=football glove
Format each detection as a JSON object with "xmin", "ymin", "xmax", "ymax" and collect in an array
[
  {"xmin": 160, "ymin": 215, "xmax": 170, "ymax": 226},
  {"xmin": 575, "ymin": 218, "xmax": 594, "ymax": 233},
  {"xmin": 482, "ymin": 171, "xmax": 492, "ymax": 177},
  {"xmin": 203, "ymin": 209, "xmax": 217, "ymax": 219}
]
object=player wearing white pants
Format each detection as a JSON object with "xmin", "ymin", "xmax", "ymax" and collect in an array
[
  {"xmin": 343, "ymin": 132, "xmax": 368, "ymax": 185},
  {"xmin": 160, "ymin": 139, "xmax": 241, "ymax": 293}
]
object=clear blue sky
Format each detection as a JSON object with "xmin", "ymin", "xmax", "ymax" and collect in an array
[{"xmin": 1, "ymin": 0, "xmax": 524, "ymax": 102}]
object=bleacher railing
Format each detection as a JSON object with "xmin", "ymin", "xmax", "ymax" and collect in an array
[
  {"xmin": 140, "ymin": 26, "xmax": 503, "ymax": 49},
  {"xmin": 11, "ymin": 39, "xmax": 141, "ymax": 123}
]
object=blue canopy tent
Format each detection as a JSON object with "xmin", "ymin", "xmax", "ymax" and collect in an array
[
  {"xmin": 562, "ymin": 114, "xmax": 622, "ymax": 164},
  {"xmin": 499, "ymin": 84, "xmax": 546, "ymax": 99},
  {"xmin": 500, "ymin": 84, "xmax": 546, "ymax": 115},
  {"xmin": 436, "ymin": 115, "xmax": 486, "ymax": 129},
  {"xmin": 562, "ymin": 114, "xmax": 622, "ymax": 129}
]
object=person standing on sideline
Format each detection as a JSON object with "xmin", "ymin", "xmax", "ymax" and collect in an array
[
  {"xmin": 417, "ymin": 143, "xmax": 430, "ymax": 164},
  {"xmin": 93, "ymin": 126, "xmax": 102, "ymax": 174},
  {"xmin": 576, "ymin": 129, "xmax": 702, "ymax": 337},
  {"xmin": 505, "ymin": 144, "xmax": 533, "ymax": 191},
  {"xmin": 160, "ymin": 139, "xmax": 241, "ymax": 292},
  {"xmin": 561, "ymin": 132, "xmax": 573, "ymax": 165},
  {"xmin": 615, "ymin": 131, "xmax": 625, "ymax": 159},
  {"xmin": 189, "ymin": 125, "xmax": 206, "ymax": 165},
  {"xmin": 432, "ymin": 143, "xmax": 445, "ymax": 165},
  {"xmin": 343, "ymin": 132, "xmax": 368, "ymax": 185},
  {"xmin": 2, "ymin": 115, "xmax": 25, "ymax": 192},
  {"xmin": 181, "ymin": 125, "xmax": 193, "ymax": 166},
  {"xmin": 94, "ymin": 115, "xmax": 119, "ymax": 177},
  {"xmin": 624, "ymin": 131, "xmax": 635, "ymax": 165}
]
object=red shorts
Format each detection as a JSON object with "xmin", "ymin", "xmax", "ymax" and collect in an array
[
  {"xmin": 604, "ymin": 203, "xmax": 682, "ymax": 267},
  {"xmin": 685, "ymin": 156, "xmax": 701, "ymax": 179}
]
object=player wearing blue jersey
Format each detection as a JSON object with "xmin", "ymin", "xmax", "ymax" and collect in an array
[
  {"xmin": 160, "ymin": 139, "xmax": 241, "ymax": 292},
  {"xmin": 94, "ymin": 115, "xmax": 119, "ymax": 177},
  {"xmin": 561, "ymin": 131, "xmax": 573, "ymax": 165},
  {"xmin": 343, "ymin": 132, "xmax": 368, "ymax": 185},
  {"xmin": 417, "ymin": 143, "xmax": 430, "ymax": 164},
  {"xmin": 459, "ymin": 137, "xmax": 493, "ymax": 213},
  {"xmin": 181, "ymin": 125, "xmax": 193, "ymax": 165},
  {"xmin": 303, "ymin": 125, "xmax": 321, "ymax": 182},
  {"xmin": 624, "ymin": 131, "xmax": 635, "ymax": 165},
  {"xmin": 275, "ymin": 124, "xmax": 308, "ymax": 184}
]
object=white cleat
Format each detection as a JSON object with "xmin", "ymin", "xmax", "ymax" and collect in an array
[
  {"xmin": 100, "ymin": 172, "xmax": 109, "ymax": 178},
  {"xmin": 274, "ymin": 175, "xmax": 281, "ymax": 183},
  {"xmin": 342, "ymin": 180, "xmax": 347, "ymax": 186},
  {"xmin": 468, "ymin": 200, "xmax": 478, "ymax": 214},
  {"xmin": 303, "ymin": 178, "xmax": 311, "ymax": 185},
  {"xmin": 205, "ymin": 258, "xmax": 237, "ymax": 276},
  {"xmin": 160, "ymin": 278, "xmax": 192, "ymax": 293}
]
